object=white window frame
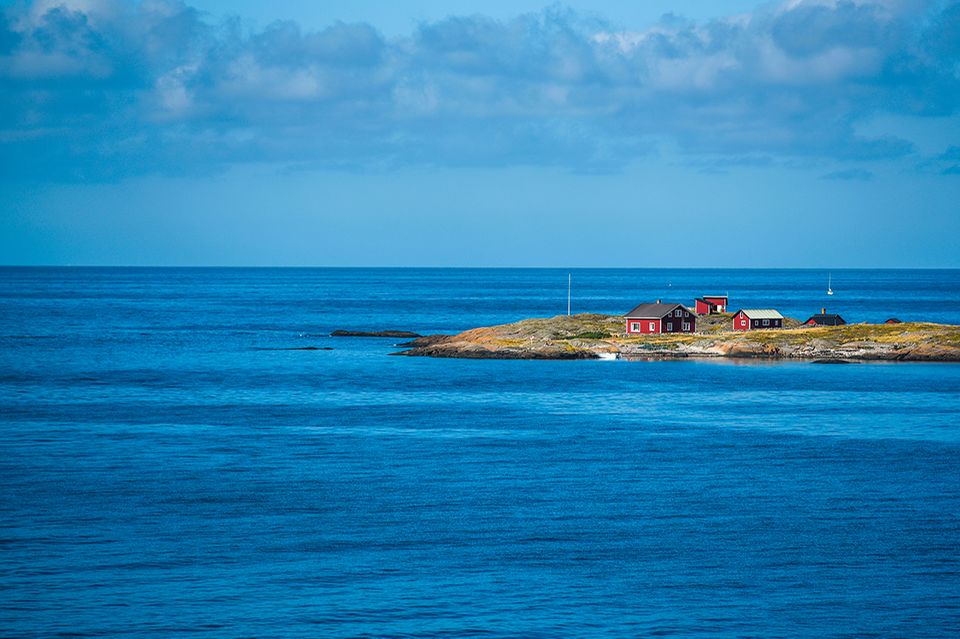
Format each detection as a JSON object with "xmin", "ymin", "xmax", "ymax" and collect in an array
[
  {"xmin": 763, "ymin": 319, "xmax": 769, "ymax": 326},
  {"xmin": 682, "ymin": 322, "xmax": 690, "ymax": 331},
  {"xmin": 631, "ymin": 322, "xmax": 640, "ymax": 332},
  {"xmin": 649, "ymin": 322, "xmax": 655, "ymax": 332}
]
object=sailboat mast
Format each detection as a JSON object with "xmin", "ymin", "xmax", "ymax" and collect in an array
[{"xmin": 567, "ymin": 273, "xmax": 571, "ymax": 316}]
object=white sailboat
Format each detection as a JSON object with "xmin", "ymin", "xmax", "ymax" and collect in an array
[{"xmin": 827, "ymin": 273, "xmax": 834, "ymax": 296}]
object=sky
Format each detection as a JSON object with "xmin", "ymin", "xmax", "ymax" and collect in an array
[{"xmin": 1, "ymin": 0, "xmax": 959, "ymax": 267}]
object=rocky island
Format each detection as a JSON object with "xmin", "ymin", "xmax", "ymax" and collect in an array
[{"xmin": 393, "ymin": 313, "xmax": 960, "ymax": 362}]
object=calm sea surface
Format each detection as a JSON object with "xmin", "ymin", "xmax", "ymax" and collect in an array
[{"xmin": 1, "ymin": 267, "xmax": 959, "ymax": 638}]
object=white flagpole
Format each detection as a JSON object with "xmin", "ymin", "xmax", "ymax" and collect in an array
[{"xmin": 567, "ymin": 273, "xmax": 571, "ymax": 316}]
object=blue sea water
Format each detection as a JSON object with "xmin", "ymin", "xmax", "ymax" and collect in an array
[{"xmin": 1, "ymin": 267, "xmax": 959, "ymax": 638}]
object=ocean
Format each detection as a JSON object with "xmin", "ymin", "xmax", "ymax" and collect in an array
[{"xmin": 1, "ymin": 267, "xmax": 959, "ymax": 637}]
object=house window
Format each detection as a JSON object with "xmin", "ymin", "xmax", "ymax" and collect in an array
[
  {"xmin": 676, "ymin": 309, "xmax": 682, "ymax": 317},
  {"xmin": 741, "ymin": 319, "xmax": 747, "ymax": 326},
  {"xmin": 763, "ymin": 319, "xmax": 769, "ymax": 326},
  {"xmin": 630, "ymin": 322, "xmax": 640, "ymax": 332},
  {"xmin": 666, "ymin": 322, "xmax": 673, "ymax": 331},
  {"xmin": 682, "ymin": 322, "xmax": 690, "ymax": 331},
  {"xmin": 649, "ymin": 322, "xmax": 655, "ymax": 331}
]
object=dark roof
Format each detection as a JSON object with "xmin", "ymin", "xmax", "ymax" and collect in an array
[
  {"xmin": 885, "ymin": 318, "xmax": 902, "ymax": 323},
  {"xmin": 625, "ymin": 302, "xmax": 685, "ymax": 319},
  {"xmin": 701, "ymin": 294, "xmax": 728, "ymax": 300},
  {"xmin": 806, "ymin": 313, "xmax": 846, "ymax": 326}
]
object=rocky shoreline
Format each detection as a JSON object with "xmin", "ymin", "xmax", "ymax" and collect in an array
[{"xmin": 391, "ymin": 313, "xmax": 960, "ymax": 362}]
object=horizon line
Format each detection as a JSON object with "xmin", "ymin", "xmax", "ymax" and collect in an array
[{"xmin": 2, "ymin": 265, "xmax": 959, "ymax": 271}]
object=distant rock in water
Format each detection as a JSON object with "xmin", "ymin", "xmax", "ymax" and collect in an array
[{"xmin": 331, "ymin": 330, "xmax": 422, "ymax": 338}]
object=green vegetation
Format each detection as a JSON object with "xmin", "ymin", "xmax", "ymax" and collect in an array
[{"xmin": 555, "ymin": 331, "xmax": 611, "ymax": 340}]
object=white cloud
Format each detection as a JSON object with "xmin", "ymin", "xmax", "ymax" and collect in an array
[{"xmin": 0, "ymin": 0, "xmax": 957, "ymax": 180}]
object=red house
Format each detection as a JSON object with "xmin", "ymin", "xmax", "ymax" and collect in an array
[
  {"xmin": 695, "ymin": 295, "xmax": 729, "ymax": 315},
  {"xmin": 732, "ymin": 309, "xmax": 784, "ymax": 331},
  {"xmin": 625, "ymin": 302, "xmax": 696, "ymax": 334}
]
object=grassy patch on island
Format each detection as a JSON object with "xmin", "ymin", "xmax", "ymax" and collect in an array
[{"xmin": 554, "ymin": 331, "xmax": 611, "ymax": 341}]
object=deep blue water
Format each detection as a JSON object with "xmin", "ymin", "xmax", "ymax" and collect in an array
[{"xmin": 1, "ymin": 267, "xmax": 959, "ymax": 638}]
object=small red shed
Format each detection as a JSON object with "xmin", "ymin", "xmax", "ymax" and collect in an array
[
  {"xmin": 732, "ymin": 309, "xmax": 784, "ymax": 331},
  {"xmin": 625, "ymin": 302, "xmax": 696, "ymax": 335},
  {"xmin": 695, "ymin": 295, "xmax": 728, "ymax": 315}
]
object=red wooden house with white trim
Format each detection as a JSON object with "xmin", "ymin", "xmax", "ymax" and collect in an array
[
  {"xmin": 625, "ymin": 302, "xmax": 696, "ymax": 335},
  {"xmin": 695, "ymin": 295, "xmax": 729, "ymax": 315},
  {"xmin": 732, "ymin": 309, "xmax": 784, "ymax": 331}
]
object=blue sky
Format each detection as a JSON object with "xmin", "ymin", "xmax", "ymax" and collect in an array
[{"xmin": 1, "ymin": 0, "xmax": 958, "ymax": 266}]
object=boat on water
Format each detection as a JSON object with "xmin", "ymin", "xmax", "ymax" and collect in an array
[{"xmin": 827, "ymin": 273, "xmax": 834, "ymax": 296}]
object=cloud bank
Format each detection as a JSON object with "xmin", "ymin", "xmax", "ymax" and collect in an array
[{"xmin": 1, "ymin": 0, "xmax": 958, "ymax": 179}]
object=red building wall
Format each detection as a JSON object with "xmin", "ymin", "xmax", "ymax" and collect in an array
[
  {"xmin": 627, "ymin": 308, "xmax": 696, "ymax": 334},
  {"xmin": 626, "ymin": 318, "xmax": 661, "ymax": 334},
  {"xmin": 703, "ymin": 296, "xmax": 728, "ymax": 310},
  {"xmin": 734, "ymin": 313, "xmax": 781, "ymax": 330},
  {"xmin": 695, "ymin": 299, "xmax": 711, "ymax": 315},
  {"xmin": 733, "ymin": 312, "xmax": 750, "ymax": 331},
  {"xmin": 662, "ymin": 309, "xmax": 696, "ymax": 333}
]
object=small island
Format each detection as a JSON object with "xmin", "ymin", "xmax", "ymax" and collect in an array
[{"xmin": 393, "ymin": 313, "xmax": 960, "ymax": 362}]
